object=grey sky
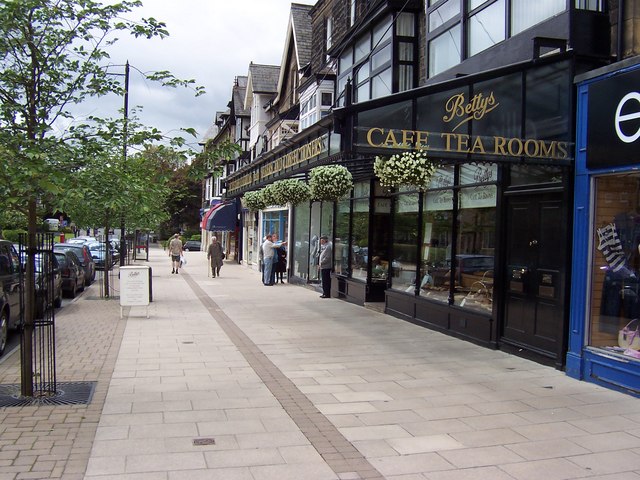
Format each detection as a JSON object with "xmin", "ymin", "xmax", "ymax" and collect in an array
[{"xmin": 74, "ymin": 0, "xmax": 315, "ymax": 152}]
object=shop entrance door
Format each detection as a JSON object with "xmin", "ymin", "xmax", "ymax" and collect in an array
[{"xmin": 501, "ymin": 193, "xmax": 567, "ymax": 361}]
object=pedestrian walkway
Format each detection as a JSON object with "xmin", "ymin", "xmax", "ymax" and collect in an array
[{"xmin": 1, "ymin": 244, "xmax": 640, "ymax": 479}]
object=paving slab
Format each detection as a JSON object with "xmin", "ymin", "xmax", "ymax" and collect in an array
[{"xmin": 0, "ymin": 244, "xmax": 639, "ymax": 479}]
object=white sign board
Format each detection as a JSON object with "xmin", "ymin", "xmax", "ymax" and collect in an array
[{"xmin": 120, "ymin": 266, "xmax": 150, "ymax": 318}]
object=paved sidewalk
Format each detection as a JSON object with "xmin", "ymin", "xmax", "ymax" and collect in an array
[{"xmin": 1, "ymin": 244, "xmax": 640, "ymax": 479}]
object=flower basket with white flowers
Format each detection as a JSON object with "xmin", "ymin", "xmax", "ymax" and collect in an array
[
  {"xmin": 268, "ymin": 179, "xmax": 311, "ymax": 206},
  {"xmin": 242, "ymin": 190, "xmax": 266, "ymax": 211},
  {"xmin": 374, "ymin": 149, "xmax": 437, "ymax": 190},
  {"xmin": 260, "ymin": 183, "xmax": 281, "ymax": 207},
  {"xmin": 309, "ymin": 165, "xmax": 353, "ymax": 201}
]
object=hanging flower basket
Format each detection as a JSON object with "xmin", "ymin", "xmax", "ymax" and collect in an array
[
  {"xmin": 374, "ymin": 149, "xmax": 437, "ymax": 190},
  {"xmin": 309, "ymin": 165, "xmax": 353, "ymax": 201},
  {"xmin": 268, "ymin": 179, "xmax": 311, "ymax": 206},
  {"xmin": 260, "ymin": 183, "xmax": 281, "ymax": 207},
  {"xmin": 242, "ymin": 190, "xmax": 266, "ymax": 211}
]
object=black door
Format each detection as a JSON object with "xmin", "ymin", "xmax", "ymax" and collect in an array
[{"xmin": 501, "ymin": 193, "xmax": 567, "ymax": 361}]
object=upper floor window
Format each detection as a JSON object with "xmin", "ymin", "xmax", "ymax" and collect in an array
[
  {"xmin": 511, "ymin": 0, "xmax": 564, "ymax": 35},
  {"xmin": 326, "ymin": 17, "xmax": 333, "ymax": 51},
  {"xmin": 337, "ymin": 12, "xmax": 417, "ymax": 105},
  {"xmin": 427, "ymin": 0, "xmax": 568, "ymax": 77}
]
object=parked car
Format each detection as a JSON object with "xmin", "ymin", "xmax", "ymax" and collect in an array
[
  {"xmin": 53, "ymin": 251, "xmax": 85, "ymax": 298},
  {"xmin": 0, "ymin": 240, "xmax": 22, "ymax": 356},
  {"xmin": 66, "ymin": 236, "xmax": 97, "ymax": 245},
  {"xmin": 87, "ymin": 242, "xmax": 117, "ymax": 270},
  {"xmin": 54, "ymin": 243, "xmax": 95, "ymax": 285},
  {"xmin": 183, "ymin": 240, "xmax": 201, "ymax": 251},
  {"xmin": 34, "ymin": 252, "xmax": 63, "ymax": 318}
]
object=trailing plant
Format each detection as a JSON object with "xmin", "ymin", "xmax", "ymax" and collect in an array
[
  {"xmin": 242, "ymin": 190, "xmax": 266, "ymax": 211},
  {"xmin": 309, "ymin": 165, "xmax": 353, "ymax": 201},
  {"xmin": 268, "ymin": 179, "xmax": 311, "ymax": 206},
  {"xmin": 374, "ymin": 149, "xmax": 438, "ymax": 190}
]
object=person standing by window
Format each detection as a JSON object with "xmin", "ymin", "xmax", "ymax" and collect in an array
[{"xmin": 319, "ymin": 235, "xmax": 332, "ymax": 298}]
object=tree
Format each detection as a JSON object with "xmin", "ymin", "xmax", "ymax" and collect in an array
[{"xmin": 0, "ymin": 0, "xmax": 202, "ymax": 396}]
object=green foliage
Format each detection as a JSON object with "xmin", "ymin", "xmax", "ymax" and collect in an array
[
  {"xmin": 2, "ymin": 229, "xmax": 27, "ymax": 243},
  {"xmin": 242, "ymin": 190, "xmax": 267, "ymax": 211},
  {"xmin": 190, "ymin": 234, "xmax": 201, "ymax": 241},
  {"xmin": 190, "ymin": 141, "xmax": 242, "ymax": 181},
  {"xmin": 267, "ymin": 179, "xmax": 311, "ymax": 206},
  {"xmin": 0, "ymin": 0, "xmax": 205, "ymax": 235}
]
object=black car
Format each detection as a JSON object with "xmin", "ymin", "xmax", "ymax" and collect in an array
[
  {"xmin": 54, "ymin": 243, "xmax": 95, "ymax": 285},
  {"xmin": 0, "ymin": 240, "xmax": 22, "ymax": 356},
  {"xmin": 183, "ymin": 240, "xmax": 201, "ymax": 251},
  {"xmin": 53, "ymin": 251, "xmax": 85, "ymax": 298}
]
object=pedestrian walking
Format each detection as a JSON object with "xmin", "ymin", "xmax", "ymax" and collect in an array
[
  {"xmin": 206, "ymin": 236, "xmax": 224, "ymax": 278},
  {"xmin": 168, "ymin": 233, "xmax": 183, "ymax": 274},
  {"xmin": 319, "ymin": 235, "xmax": 332, "ymax": 298}
]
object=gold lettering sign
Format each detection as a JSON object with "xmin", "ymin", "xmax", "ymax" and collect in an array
[
  {"xmin": 443, "ymin": 91, "xmax": 499, "ymax": 132},
  {"xmin": 228, "ymin": 135, "xmax": 328, "ymax": 194},
  {"xmin": 365, "ymin": 128, "xmax": 570, "ymax": 161}
]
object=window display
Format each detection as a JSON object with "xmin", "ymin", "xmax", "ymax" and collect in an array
[{"xmin": 590, "ymin": 174, "xmax": 640, "ymax": 360}]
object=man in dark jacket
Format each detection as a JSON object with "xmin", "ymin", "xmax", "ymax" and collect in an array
[{"xmin": 319, "ymin": 235, "xmax": 332, "ymax": 298}]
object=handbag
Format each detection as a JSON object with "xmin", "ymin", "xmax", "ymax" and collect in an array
[
  {"xmin": 180, "ymin": 255, "xmax": 187, "ymax": 265},
  {"xmin": 618, "ymin": 319, "xmax": 640, "ymax": 350},
  {"xmin": 221, "ymin": 252, "xmax": 226, "ymax": 259}
]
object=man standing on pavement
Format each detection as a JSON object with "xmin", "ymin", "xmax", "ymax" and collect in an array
[
  {"xmin": 168, "ymin": 233, "xmax": 183, "ymax": 274},
  {"xmin": 319, "ymin": 235, "xmax": 332, "ymax": 298},
  {"xmin": 261, "ymin": 234, "xmax": 275, "ymax": 285}
]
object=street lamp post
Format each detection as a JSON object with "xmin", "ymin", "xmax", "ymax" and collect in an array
[{"xmin": 120, "ymin": 61, "xmax": 129, "ymax": 267}]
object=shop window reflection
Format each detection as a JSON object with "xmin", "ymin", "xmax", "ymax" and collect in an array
[
  {"xmin": 351, "ymin": 198, "xmax": 370, "ymax": 281},
  {"xmin": 391, "ymin": 192, "xmax": 419, "ymax": 293},
  {"xmin": 590, "ymin": 175, "xmax": 640, "ymax": 361},
  {"xmin": 419, "ymin": 190, "xmax": 453, "ymax": 304},
  {"xmin": 453, "ymin": 185, "xmax": 496, "ymax": 313}
]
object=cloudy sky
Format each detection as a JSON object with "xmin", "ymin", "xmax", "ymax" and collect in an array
[{"xmin": 75, "ymin": 0, "xmax": 315, "ymax": 152}]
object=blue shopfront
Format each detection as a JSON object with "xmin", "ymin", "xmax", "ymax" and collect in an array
[{"xmin": 568, "ymin": 58, "xmax": 640, "ymax": 396}]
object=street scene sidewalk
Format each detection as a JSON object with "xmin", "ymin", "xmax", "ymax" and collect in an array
[{"xmin": 1, "ymin": 244, "xmax": 640, "ymax": 480}]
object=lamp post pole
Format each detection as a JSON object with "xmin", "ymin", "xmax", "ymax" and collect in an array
[{"xmin": 120, "ymin": 61, "xmax": 129, "ymax": 267}]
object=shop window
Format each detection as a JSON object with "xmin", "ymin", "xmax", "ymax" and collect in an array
[
  {"xmin": 419, "ymin": 174, "xmax": 454, "ymax": 303},
  {"xmin": 293, "ymin": 202, "xmax": 311, "ymax": 280},
  {"xmin": 391, "ymin": 192, "xmax": 420, "ymax": 293},
  {"xmin": 335, "ymin": 200, "xmax": 350, "ymax": 274},
  {"xmin": 453, "ymin": 185, "xmax": 496, "ymax": 312},
  {"xmin": 351, "ymin": 186, "xmax": 370, "ymax": 281},
  {"xmin": 589, "ymin": 174, "xmax": 640, "ymax": 361}
]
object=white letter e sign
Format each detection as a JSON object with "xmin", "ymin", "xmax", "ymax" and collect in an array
[{"xmin": 615, "ymin": 92, "xmax": 640, "ymax": 143}]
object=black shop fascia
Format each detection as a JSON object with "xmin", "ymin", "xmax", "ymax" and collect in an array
[{"xmin": 331, "ymin": 52, "xmax": 576, "ymax": 365}]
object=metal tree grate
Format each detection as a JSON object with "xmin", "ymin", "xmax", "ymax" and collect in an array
[{"xmin": 0, "ymin": 381, "xmax": 96, "ymax": 407}]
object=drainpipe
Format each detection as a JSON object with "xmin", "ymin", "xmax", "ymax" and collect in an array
[{"xmin": 617, "ymin": 0, "xmax": 625, "ymax": 61}]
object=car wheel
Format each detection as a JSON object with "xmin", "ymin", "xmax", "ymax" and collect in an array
[{"xmin": 0, "ymin": 309, "xmax": 8, "ymax": 357}]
